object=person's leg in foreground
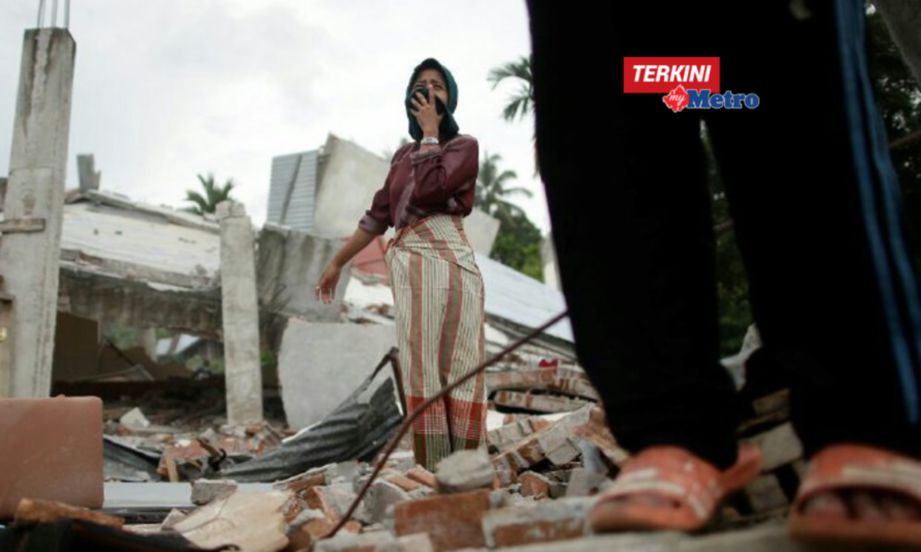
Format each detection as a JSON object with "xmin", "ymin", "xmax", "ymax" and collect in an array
[{"xmin": 526, "ymin": 0, "xmax": 921, "ymax": 545}]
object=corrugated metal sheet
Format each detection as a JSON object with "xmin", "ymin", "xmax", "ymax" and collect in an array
[
  {"xmin": 216, "ymin": 375, "xmax": 402, "ymax": 482},
  {"xmin": 266, "ymin": 151, "xmax": 318, "ymax": 232}
]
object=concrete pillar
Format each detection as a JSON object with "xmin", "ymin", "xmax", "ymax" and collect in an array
[
  {"xmin": 0, "ymin": 29, "xmax": 76, "ymax": 397},
  {"xmin": 140, "ymin": 328, "xmax": 158, "ymax": 360},
  {"xmin": 541, "ymin": 233, "xmax": 562, "ymax": 291},
  {"xmin": 76, "ymin": 154, "xmax": 100, "ymax": 192},
  {"xmin": 216, "ymin": 200, "xmax": 263, "ymax": 424}
]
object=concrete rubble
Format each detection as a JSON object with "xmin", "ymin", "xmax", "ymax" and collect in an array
[
  {"xmin": 0, "ymin": 373, "xmax": 815, "ymax": 552},
  {"xmin": 0, "ymin": 19, "xmax": 822, "ymax": 550},
  {"xmin": 434, "ymin": 449, "xmax": 496, "ymax": 494}
]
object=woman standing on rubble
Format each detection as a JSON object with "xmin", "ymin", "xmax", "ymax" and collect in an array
[{"xmin": 315, "ymin": 58, "xmax": 486, "ymax": 471}]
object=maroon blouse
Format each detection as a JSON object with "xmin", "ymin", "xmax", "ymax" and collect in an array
[{"xmin": 358, "ymin": 134, "xmax": 479, "ymax": 235}]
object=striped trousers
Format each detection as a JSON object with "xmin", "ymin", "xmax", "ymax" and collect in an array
[{"xmin": 385, "ymin": 214, "xmax": 488, "ymax": 471}]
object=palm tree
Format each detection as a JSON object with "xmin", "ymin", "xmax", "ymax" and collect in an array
[
  {"xmin": 488, "ymin": 56, "xmax": 540, "ymax": 177},
  {"xmin": 476, "ymin": 152, "xmax": 532, "ymax": 219},
  {"xmin": 487, "ymin": 56, "xmax": 533, "ymax": 122},
  {"xmin": 183, "ymin": 173, "xmax": 235, "ymax": 215}
]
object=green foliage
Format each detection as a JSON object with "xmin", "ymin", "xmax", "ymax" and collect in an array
[
  {"xmin": 710, "ymin": 9, "xmax": 921, "ymax": 355},
  {"xmin": 704, "ymin": 123, "xmax": 752, "ymax": 356},
  {"xmin": 474, "ymin": 152, "xmax": 543, "ymax": 281},
  {"xmin": 487, "ymin": 55, "xmax": 534, "ymax": 122},
  {"xmin": 475, "ymin": 152, "xmax": 532, "ymax": 218},
  {"xmin": 866, "ymin": 9, "xmax": 921, "ymax": 268},
  {"xmin": 182, "ymin": 173, "xmax": 236, "ymax": 215},
  {"xmin": 490, "ymin": 209, "xmax": 545, "ymax": 282}
]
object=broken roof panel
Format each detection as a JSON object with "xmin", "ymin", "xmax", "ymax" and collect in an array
[
  {"xmin": 475, "ymin": 253, "xmax": 572, "ymax": 343},
  {"xmin": 61, "ymin": 191, "xmax": 220, "ymax": 288}
]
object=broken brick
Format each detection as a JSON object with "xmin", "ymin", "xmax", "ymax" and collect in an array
[
  {"xmin": 394, "ymin": 489, "xmax": 491, "ymax": 551},
  {"xmin": 481, "ymin": 497, "xmax": 595, "ymax": 548},
  {"xmin": 435, "ymin": 449, "xmax": 496, "ymax": 494},
  {"xmin": 273, "ymin": 467, "xmax": 329, "ymax": 496},
  {"xmin": 493, "ymin": 390, "xmax": 590, "ymax": 414},
  {"xmin": 14, "ymin": 498, "xmax": 123, "ymax": 529},
  {"xmin": 405, "ymin": 466, "xmax": 436, "ymax": 489},
  {"xmin": 305, "ymin": 483, "xmax": 358, "ymax": 523},
  {"xmin": 570, "ymin": 406, "xmax": 629, "ymax": 467},
  {"xmin": 386, "ymin": 474, "xmax": 422, "ymax": 493},
  {"xmin": 487, "ymin": 417, "xmax": 551, "ymax": 453},
  {"xmin": 289, "ymin": 517, "xmax": 361, "ymax": 552},
  {"xmin": 486, "ymin": 367, "xmax": 600, "ymax": 401},
  {"xmin": 313, "ymin": 531, "xmax": 433, "ymax": 552},
  {"xmin": 564, "ymin": 468, "xmax": 609, "ymax": 497},
  {"xmin": 518, "ymin": 471, "xmax": 552, "ymax": 499}
]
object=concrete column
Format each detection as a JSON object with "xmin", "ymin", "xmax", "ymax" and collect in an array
[
  {"xmin": 140, "ymin": 328, "xmax": 158, "ymax": 360},
  {"xmin": 0, "ymin": 29, "xmax": 76, "ymax": 397},
  {"xmin": 216, "ymin": 200, "xmax": 263, "ymax": 424},
  {"xmin": 541, "ymin": 233, "xmax": 562, "ymax": 291}
]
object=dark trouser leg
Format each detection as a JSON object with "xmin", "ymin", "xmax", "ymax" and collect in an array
[
  {"xmin": 706, "ymin": 0, "xmax": 921, "ymax": 456},
  {"xmin": 525, "ymin": 2, "xmax": 740, "ymax": 468}
]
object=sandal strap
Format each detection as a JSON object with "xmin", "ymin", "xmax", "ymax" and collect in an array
[
  {"xmin": 603, "ymin": 446, "xmax": 724, "ymax": 520},
  {"xmin": 795, "ymin": 444, "xmax": 921, "ymax": 509}
]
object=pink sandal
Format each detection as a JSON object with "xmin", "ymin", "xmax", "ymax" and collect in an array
[
  {"xmin": 590, "ymin": 443, "xmax": 762, "ymax": 532},
  {"xmin": 788, "ymin": 443, "xmax": 921, "ymax": 548}
]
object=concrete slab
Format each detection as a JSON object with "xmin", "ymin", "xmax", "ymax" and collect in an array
[
  {"xmin": 277, "ymin": 319, "xmax": 397, "ymax": 429},
  {"xmin": 102, "ymin": 482, "xmax": 272, "ymax": 509},
  {"xmin": 463, "ymin": 208, "xmax": 500, "ymax": 256}
]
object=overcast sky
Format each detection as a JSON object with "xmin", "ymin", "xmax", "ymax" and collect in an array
[{"xmin": 0, "ymin": 0, "xmax": 550, "ymax": 234}]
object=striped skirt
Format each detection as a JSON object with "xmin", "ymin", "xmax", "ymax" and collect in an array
[{"xmin": 384, "ymin": 213, "xmax": 488, "ymax": 471}]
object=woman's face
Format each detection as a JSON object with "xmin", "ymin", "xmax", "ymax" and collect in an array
[{"xmin": 413, "ymin": 68, "xmax": 449, "ymax": 106}]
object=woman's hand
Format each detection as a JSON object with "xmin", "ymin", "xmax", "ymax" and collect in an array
[
  {"xmin": 315, "ymin": 261, "xmax": 342, "ymax": 304},
  {"xmin": 410, "ymin": 89, "xmax": 443, "ymax": 138}
]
